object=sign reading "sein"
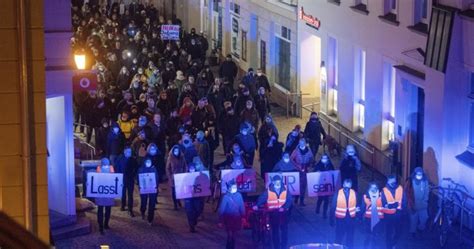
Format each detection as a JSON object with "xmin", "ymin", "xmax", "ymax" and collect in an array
[{"xmin": 306, "ymin": 170, "xmax": 341, "ymax": 197}]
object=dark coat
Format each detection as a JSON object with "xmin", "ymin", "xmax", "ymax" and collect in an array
[
  {"xmin": 114, "ymin": 155, "xmax": 139, "ymax": 185},
  {"xmin": 304, "ymin": 119, "xmax": 327, "ymax": 146},
  {"xmin": 106, "ymin": 130, "xmax": 126, "ymax": 156},
  {"xmin": 218, "ymin": 192, "xmax": 245, "ymax": 231},
  {"xmin": 219, "ymin": 60, "xmax": 238, "ymax": 80}
]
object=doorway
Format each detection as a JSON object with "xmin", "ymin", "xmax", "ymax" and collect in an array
[
  {"xmin": 401, "ymin": 80, "xmax": 425, "ymax": 178},
  {"xmin": 299, "ymin": 32, "xmax": 321, "ymax": 116}
]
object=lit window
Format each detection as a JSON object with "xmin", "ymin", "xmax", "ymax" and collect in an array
[
  {"xmin": 328, "ymin": 36, "xmax": 338, "ymax": 115},
  {"xmin": 355, "ymin": 48, "xmax": 366, "ymax": 131},
  {"xmin": 358, "ymin": 102, "xmax": 365, "ymax": 130}
]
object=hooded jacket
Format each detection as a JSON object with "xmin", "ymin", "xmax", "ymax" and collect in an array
[{"xmin": 166, "ymin": 145, "xmax": 188, "ymax": 187}]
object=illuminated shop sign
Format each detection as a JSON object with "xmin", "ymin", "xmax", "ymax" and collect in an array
[{"xmin": 300, "ymin": 7, "xmax": 321, "ymax": 30}]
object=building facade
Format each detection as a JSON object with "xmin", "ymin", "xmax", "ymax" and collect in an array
[
  {"xmin": 178, "ymin": 0, "xmax": 300, "ymax": 108},
  {"xmin": 297, "ymin": 0, "xmax": 474, "ymax": 227}
]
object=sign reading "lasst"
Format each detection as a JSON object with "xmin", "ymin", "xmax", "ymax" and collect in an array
[
  {"xmin": 86, "ymin": 173, "xmax": 123, "ymax": 198},
  {"xmin": 265, "ymin": 172, "xmax": 300, "ymax": 195},
  {"xmin": 174, "ymin": 171, "xmax": 211, "ymax": 199},
  {"xmin": 306, "ymin": 170, "xmax": 341, "ymax": 197},
  {"xmin": 220, "ymin": 169, "xmax": 257, "ymax": 193}
]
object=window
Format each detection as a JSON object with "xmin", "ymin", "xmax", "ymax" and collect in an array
[
  {"xmin": 275, "ymin": 36, "xmax": 291, "ymax": 90},
  {"xmin": 241, "ymin": 30, "xmax": 247, "ymax": 61},
  {"xmin": 260, "ymin": 40, "xmax": 266, "ymax": 73},
  {"xmin": 383, "ymin": 61, "xmax": 396, "ymax": 146},
  {"xmin": 409, "ymin": 0, "xmax": 430, "ymax": 35},
  {"xmin": 351, "ymin": 0, "xmax": 369, "ymax": 15},
  {"xmin": 230, "ymin": 2, "xmax": 240, "ymax": 15},
  {"xmin": 421, "ymin": 0, "xmax": 429, "ymax": 22},
  {"xmin": 328, "ymin": 36, "xmax": 338, "ymax": 115},
  {"xmin": 278, "ymin": 0, "xmax": 297, "ymax": 6},
  {"xmin": 354, "ymin": 48, "xmax": 366, "ymax": 131}
]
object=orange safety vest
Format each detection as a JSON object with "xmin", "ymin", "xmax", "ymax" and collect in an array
[
  {"xmin": 335, "ymin": 189, "xmax": 357, "ymax": 218},
  {"xmin": 267, "ymin": 189, "xmax": 288, "ymax": 209},
  {"xmin": 363, "ymin": 194, "xmax": 384, "ymax": 219},
  {"xmin": 383, "ymin": 186, "xmax": 403, "ymax": 214},
  {"xmin": 96, "ymin": 165, "xmax": 115, "ymax": 173}
]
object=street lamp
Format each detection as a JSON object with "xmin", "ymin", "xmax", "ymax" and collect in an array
[{"xmin": 74, "ymin": 52, "xmax": 86, "ymax": 70}]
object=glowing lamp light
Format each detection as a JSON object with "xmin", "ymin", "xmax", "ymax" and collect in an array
[{"xmin": 74, "ymin": 53, "xmax": 86, "ymax": 70}]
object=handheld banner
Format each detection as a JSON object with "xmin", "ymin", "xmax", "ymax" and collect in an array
[
  {"xmin": 160, "ymin": 25, "xmax": 180, "ymax": 40},
  {"xmin": 306, "ymin": 170, "xmax": 341, "ymax": 197},
  {"xmin": 86, "ymin": 173, "xmax": 123, "ymax": 198},
  {"xmin": 220, "ymin": 169, "xmax": 257, "ymax": 193},
  {"xmin": 174, "ymin": 171, "xmax": 211, "ymax": 199},
  {"xmin": 265, "ymin": 172, "xmax": 300, "ymax": 195},
  {"xmin": 139, "ymin": 173, "xmax": 157, "ymax": 194}
]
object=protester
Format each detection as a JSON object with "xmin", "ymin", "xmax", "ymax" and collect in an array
[
  {"xmin": 185, "ymin": 156, "xmax": 207, "ymax": 233},
  {"xmin": 290, "ymin": 138, "xmax": 314, "ymax": 206},
  {"xmin": 138, "ymin": 157, "xmax": 159, "ymax": 225},
  {"xmin": 313, "ymin": 154, "xmax": 335, "ymax": 218},
  {"xmin": 218, "ymin": 179, "xmax": 245, "ymax": 249},
  {"xmin": 405, "ymin": 167, "xmax": 429, "ymax": 238},
  {"xmin": 114, "ymin": 147, "xmax": 139, "ymax": 217},
  {"xmin": 361, "ymin": 182, "xmax": 384, "ymax": 249},
  {"xmin": 330, "ymin": 178, "xmax": 359, "ymax": 248},
  {"xmin": 166, "ymin": 145, "xmax": 187, "ymax": 210},
  {"xmin": 272, "ymin": 152, "xmax": 296, "ymax": 172},
  {"xmin": 339, "ymin": 144, "xmax": 362, "ymax": 192},
  {"xmin": 95, "ymin": 158, "xmax": 116, "ymax": 235},
  {"xmin": 254, "ymin": 175, "xmax": 293, "ymax": 249},
  {"xmin": 303, "ymin": 112, "xmax": 326, "ymax": 157},
  {"xmin": 382, "ymin": 175, "xmax": 407, "ymax": 249}
]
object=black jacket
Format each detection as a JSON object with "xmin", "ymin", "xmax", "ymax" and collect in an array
[
  {"xmin": 303, "ymin": 119, "xmax": 326, "ymax": 145},
  {"xmin": 106, "ymin": 131, "xmax": 126, "ymax": 156},
  {"xmin": 114, "ymin": 155, "xmax": 139, "ymax": 185}
]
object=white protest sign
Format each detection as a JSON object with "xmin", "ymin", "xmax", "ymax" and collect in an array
[
  {"xmin": 174, "ymin": 171, "xmax": 211, "ymax": 199},
  {"xmin": 139, "ymin": 173, "xmax": 157, "ymax": 194},
  {"xmin": 160, "ymin": 25, "xmax": 180, "ymax": 40},
  {"xmin": 220, "ymin": 169, "xmax": 257, "ymax": 193},
  {"xmin": 265, "ymin": 172, "xmax": 300, "ymax": 195},
  {"xmin": 306, "ymin": 170, "xmax": 341, "ymax": 197},
  {"xmin": 86, "ymin": 173, "xmax": 123, "ymax": 198}
]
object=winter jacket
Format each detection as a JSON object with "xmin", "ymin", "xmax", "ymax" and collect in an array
[
  {"xmin": 166, "ymin": 148, "xmax": 188, "ymax": 187},
  {"xmin": 218, "ymin": 192, "xmax": 245, "ymax": 231},
  {"xmin": 235, "ymin": 133, "xmax": 256, "ymax": 153},
  {"xmin": 106, "ymin": 131, "xmax": 126, "ymax": 156},
  {"xmin": 114, "ymin": 155, "xmax": 139, "ymax": 185},
  {"xmin": 273, "ymin": 160, "xmax": 297, "ymax": 172},
  {"xmin": 290, "ymin": 147, "xmax": 314, "ymax": 172},
  {"xmin": 303, "ymin": 119, "xmax": 327, "ymax": 146},
  {"xmin": 194, "ymin": 139, "xmax": 211, "ymax": 168}
]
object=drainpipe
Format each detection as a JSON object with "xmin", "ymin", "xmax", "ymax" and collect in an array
[{"xmin": 18, "ymin": 0, "xmax": 33, "ymax": 232}]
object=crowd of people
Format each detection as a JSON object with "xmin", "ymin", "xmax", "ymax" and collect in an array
[{"xmin": 72, "ymin": 1, "xmax": 431, "ymax": 249}]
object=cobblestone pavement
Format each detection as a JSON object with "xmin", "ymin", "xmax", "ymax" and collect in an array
[{"xmin": 56, "ymin": 107, "xmax": 472, "ymax": 249}]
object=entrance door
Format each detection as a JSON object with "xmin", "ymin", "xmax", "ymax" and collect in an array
[
  {"xmin": 401, "ymin": 80, "xmax": 425, "ymax": 179},
  {"xmin": 299, "ymin": 33, "xmax": 321, "ymax": 116}
]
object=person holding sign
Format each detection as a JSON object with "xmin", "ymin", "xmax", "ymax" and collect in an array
[
  {"xmin": 330, "ymin": 178, "xmax": 360, "ymax": 248},
  {"xmin": 185, "ymin": 156, "xmax": 207, "ymax": 233},
  {"xmin": 166, "ymin": 145, "xmax": 188, "ymax": 210},
  {"xmin": 272, "ymin": 152, "xmax": 296, "ymax": 172},
  {"xmin": 290, "ymin": 138, "xmax": 314, "ymax": 206},
  {"xmin": 313, "ymin": 154, "xmax": 335, "ymax": 218},
  {"xmin": 218, "ymin": 179, "xmax": 245, "ymax": 249},
  {"xmin": 361, "ymin": 182, "xmax": 384, "ymax": 249},
  {"xmin": 138, "ymin": 157, "xmax": 159, "ymax": 226},
  {"xmin": 95, "ymin": 158, "xmax": 116, "ymax": 235},
  {"xmin": 253, "ymin": 175, "xmax": 293, "ymax": 249}
]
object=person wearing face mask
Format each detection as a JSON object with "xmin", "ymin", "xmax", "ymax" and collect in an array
[
  {"xmin": 181, "ymin": 134, "xmax": 199, "ymax": 165},
  {"xmin": 285, "ymin": 125, "xmax": 303, "ymax": 154},
  {"xmin": 194, "ymin": 131, "xmax": 211, "ymax": 169},
  {"xmin": 258, "ymin": 115, "xmax": 279, "ymax": 144},
  {"xmin": 303, "ymin": 112, "xmax": 327, "ymax": 157},
  {"xmin": 219, "ymin": 54, "xmax": 238, "ymax": 86},
  {"xmin": 117, "ymin": 111, "xmax": 135, "ymax": 139},
  {"xmin": 381, "ymin": 175, "xmax": 407, "ymax": 249},
  {"xmin": 260, "ymin": 131, "xmax": 283, "ymax": 178},
  {"xmin": 255, "ymin": 68, "xmax": 271, "ymax": 94},
  {"xmin": 184, "ymin": 156, "xmax": 207, "ymax": 233},
  {"xmin": 166, "ymin": 145, "xmax": 188, "ymax": 210},
  {"xmin": 114, "ymin": 147, "xmax": 139, "ymax": 217},
  {"xmin": 254, "ymin": 175, "xmax": 293, "ymax": 249},
  {"xmin": 361, "ymin": 182, "xmax": 384, "ymax": 249},
  {"xmin": 137, "ymin": 157, "xmax": 159, "ymax": 226},
  {"xmin": 240, "ymin": 99, "xmax": 260, "ymax": 130},
  {"xmin": 218, "ymin": 179, "xmax": 245, "ymax": 249},
  {"xmin": 145, "ymin": 143, "xmax": 164, "ymax": 182},
  {"xmin": 242, "ymin": 68, "xmax": 257, "ymax": 96},
  {"xmin": 235, "ymin": 124, "xmax": 257, "ymax": 166},
  {"xmin": 405, "ymin": 167, "xmax": 429, "ymax": 239},
  {"xmin": 106, "ymin": 122, "xmax": 126, "ymax": 164},
  {"xmin": 117, "ymin": 66, "xmax": 132, "ymax": 91},
  {"xmin": 129, "ymin": 115, "xmax": 148, "ymax": 142},
  {"xmin": 314, "ymin": 154, "xmax": 335, "ymax": 218},
  {"xmin": 254, "ymin": 87, "xmax": 271, "ymax": 123},
  {"xmin": 290, "ymin": 138, "xmax": 314, "ymax": 206},
  {"xmin": 330, "ymin": 178, "xmax": 359, "ymax": 249},
  {"xmin": 95, "ymin": 118, "xmax": 111, "ymax": 156},
  {"xmin": 339, "ymin": 144, "xmax": 362, "ymax": 192},
  {"xmin": 95, "ymin": 158, "xmax": 116, "ymax": 235},
  {"xmin": 234, "ymin": 87, "xmax": 253, "ymax": 115},
  {"xmin": 272, "ymin": 152, "xmax": 296, "ymax": 172}
]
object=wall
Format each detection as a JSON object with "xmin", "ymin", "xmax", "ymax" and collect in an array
[{"xmin": 0, "ymin": 0, "xmax": 49, "ymax": 243}]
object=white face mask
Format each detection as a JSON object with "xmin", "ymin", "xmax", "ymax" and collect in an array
[
  {"xmin": 113, "ymin": 127, "xmax": 119, "ymax": 133},
  {"xmin": 145, "ymin": 161, "xmax": 152, "ymax": 167},
  {"xmin": 415, "ymin": 174, "xmax": 423, "ymax": 180},
  {"xmin": 283, "ymin": 158, "xmax": 290, "ymax": 163},
  {"xmin": 321, "ymin": 159, "xmax": 328, "ymax": 164},
  {"xmin": 257, "ymin": 73, "xmax": 262, "ymax": 76},
  {"xmin": 230, "ymin": 186, "xmax": 238, "ymax": 194}
]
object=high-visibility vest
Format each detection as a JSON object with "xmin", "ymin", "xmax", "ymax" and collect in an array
[
  {"xmin": 335, "ymin": 189, "xmax": 357, "ymax": 218},
  {"xmin": 96, "ymin": 165, "xmax": 115, "ymax": 173},
  {"xmin": 383, "ymin": 186, "xmax": 403, "ymax": 214},
  {"xmin": 267, "ymin": 189, "xmax": 287, "ymax": 209},
  {"xmin": 363, "ymin": 194, "xmax": 384, "ymax": 219}
]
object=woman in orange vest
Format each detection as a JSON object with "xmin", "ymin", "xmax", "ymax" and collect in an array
[
  {"xmin": 361, "ymin": 182, "xmax": 385, "ymax": 249},
  {"xmin": 95, "ymin": 158, "xmax": 116, "ymax": 235},
  {"xmin": 330, "ymin": 178, "xmax": 359, "ymax": 248},
  {"xmin": 381, "ymin": 174, "xmax": 406, "ymax": 249},
  {"xmin": 254, "ymin": 175, "xmax": 293, "ymax": 249}
]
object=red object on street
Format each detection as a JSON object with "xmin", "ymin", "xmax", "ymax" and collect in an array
[{"xmin": 73, "ymin": 71, "xmax": 97, "ymax": 92}]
